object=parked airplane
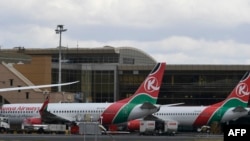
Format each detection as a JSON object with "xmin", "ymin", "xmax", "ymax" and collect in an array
[
  {"xmin": 127, "ymin": 71, "xmax": 250, "ymax": 131},
  {"xmin": 0, "ymin": 62, "xmax": 167, "ymax": 127}
]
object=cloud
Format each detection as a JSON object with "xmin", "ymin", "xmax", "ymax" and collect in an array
[
  {"xmin": 69, "ymin": 36, "xmax": 249, "ymax": 64},
  {"xmin": 2, "ymin": 0, "xmax": 250, "ymax": 28},
  {"xmin": 0, "ymin": 0, "xmax": 250, "ymax": 64}
]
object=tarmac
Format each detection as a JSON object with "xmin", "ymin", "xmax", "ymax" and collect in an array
[{"xmin": 0, "ymin": 132, "xmax": 223, "ymax": 141}]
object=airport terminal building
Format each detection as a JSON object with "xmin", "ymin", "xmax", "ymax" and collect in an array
[{"xmin": 0, "ymin": 46, "xmax": 250, "ymax": 107}]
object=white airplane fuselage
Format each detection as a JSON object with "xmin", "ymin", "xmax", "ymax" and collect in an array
[
  {"xmin": 0, "ymin": 102, "xmax": 160, "ymax": 125},
  {"xmin": 153, "ymin": 106, "xmax": 249, "ymax": 127}
]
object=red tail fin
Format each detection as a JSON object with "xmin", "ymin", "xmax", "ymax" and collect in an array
[
  {"xmin": 101, "ymin": 62, "xmax": 166, "ymax": 124},
  {"xmin": 118, "ymin": 62, "xmax": 166, "ymax": 104}
]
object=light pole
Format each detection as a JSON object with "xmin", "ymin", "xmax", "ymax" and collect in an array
[{"xmin": 55, "ymin": 25, "xmax": 67, "ymax": 92}]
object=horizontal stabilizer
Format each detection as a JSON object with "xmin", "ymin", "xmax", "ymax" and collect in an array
[
  {"xmin": 140, "ymin": 102, "xmax": 157, "ymax": 109},
  {"xmin": 232, "ymin": 106, "xmax": 247, "ymax": 112}
]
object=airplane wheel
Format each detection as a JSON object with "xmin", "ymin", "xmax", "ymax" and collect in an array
[
  {"xmin": 0, "ymin": 127, "xmax": 6, "ymax": 133},
  {"xmin": 37, "ymin": 127, "xmax": 44, "ymax": 134}
]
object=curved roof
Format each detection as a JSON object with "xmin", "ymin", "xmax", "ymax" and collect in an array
[
  {"xmin": 115, "ymin": 46, "xmax": 157, "ymax": 65},
  {"xmin": 1, "ymin": 46, "xmax": 157, "ymax": 65}
]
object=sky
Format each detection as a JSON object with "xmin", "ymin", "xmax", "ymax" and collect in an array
[{"xmin": 1, "ymin": 0, "xmax": 250, "ymax": 64}]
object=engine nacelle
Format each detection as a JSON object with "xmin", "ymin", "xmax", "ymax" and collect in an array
[
  {"xmin": 127, "ymin": 119, "xmax": 140, "ymax": 132},
  {"xmin": 23, "ymin": 117, "xmax": 42, "ymax": 125}
]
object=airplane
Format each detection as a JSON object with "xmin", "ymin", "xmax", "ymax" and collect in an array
[
  {"xmin": 0, "ymin": 62, "xmax": 167, "ymax": 127},
  {"xmin": 127, "ymin": 71, "xmax": 250, "ymax": 131}
]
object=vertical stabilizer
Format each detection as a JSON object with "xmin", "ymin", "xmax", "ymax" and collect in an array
[
  {"xmin": 39, "ymin": 95, "xmax": 50, "ymax": 117},
  {"xmin": 101, "ymin": 62, "xmax": 166, "ymax": 124},
  {"xmin": 117, "ymin": 62, "xmax": 166, "ymax": 104}
]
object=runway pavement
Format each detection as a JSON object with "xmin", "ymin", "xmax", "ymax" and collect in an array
[{"xmin": 0, "ymin": 133, "xmax": 223, "ymax": 141}]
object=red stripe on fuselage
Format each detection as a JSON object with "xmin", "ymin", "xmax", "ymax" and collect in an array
[
  {"xmin": 101, "ymin": 102, "xmax": 125, "ymax": 125},
  {"xmin": 193, "ymin": 103, "xmax": 221, "ymax": 127}
]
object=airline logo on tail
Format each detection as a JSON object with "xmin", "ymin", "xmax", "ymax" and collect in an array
[
  {"xmin": 236, "ymin": 83, "xmax": 250, "ymax": 97},
  {"xmin": 101, "ymin": 62, "xmax": 166, "ymax": 125},
  {"xmin": 144, "ymin": 77, "xmax": 159, "ymax": 93}
]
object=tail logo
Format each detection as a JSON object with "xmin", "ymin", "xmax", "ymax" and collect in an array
[
  {"xmin": 144, "ymin": 76, "xmax": 159, "ymax": 93},
  {"xmin": 236, "ymin": 83, "xmax": 250, "ymax": 97}
]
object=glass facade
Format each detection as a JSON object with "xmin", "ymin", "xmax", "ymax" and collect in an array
[
  {"xmin": 118, "ymin": 70, "xmax": 149, "ymax": 100},
  {"xmin": 52, "ymin": 53, "xmax": 119, "ymax": 64},
  {"xmin": 159, "ymin": 70, "xmax": 246, "ymax": 106},
  {"xmin": 51, "ymin": 68, "xmax": 82, "ymax": 93},
  {"xmin": 48, "ymin": 46, "xmax": 157, "ymax": 103},
  {"xmin": 52, "ymin": 64, "xmax": 116, "ymax": 103},
  {"xmin": 51, "ymin": 63, "xmax": 249, "ymax": 106},
  {"xmin": 85, "ymin": 70, "xmax": 114, "ymax": 102}
]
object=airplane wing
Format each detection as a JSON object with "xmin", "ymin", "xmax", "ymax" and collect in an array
[
  {"xmin": 41, "ymin": 110, "xmax": 71, "ymax": 123},
  {"xmin": 160, "ymin": 103, "xmax": 185, "ymax": 107},
  {"xmin": 0, "ymin": 81, "xmax": 79, "ymax": 92},
  {"xmin": 39, "ymin": 95, "xmax": 72, "ymax": 123}
]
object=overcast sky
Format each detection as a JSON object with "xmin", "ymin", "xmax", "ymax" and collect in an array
[{"xmin": 1, "ymin": 0, "xmax": 250, "ymax": 64}]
